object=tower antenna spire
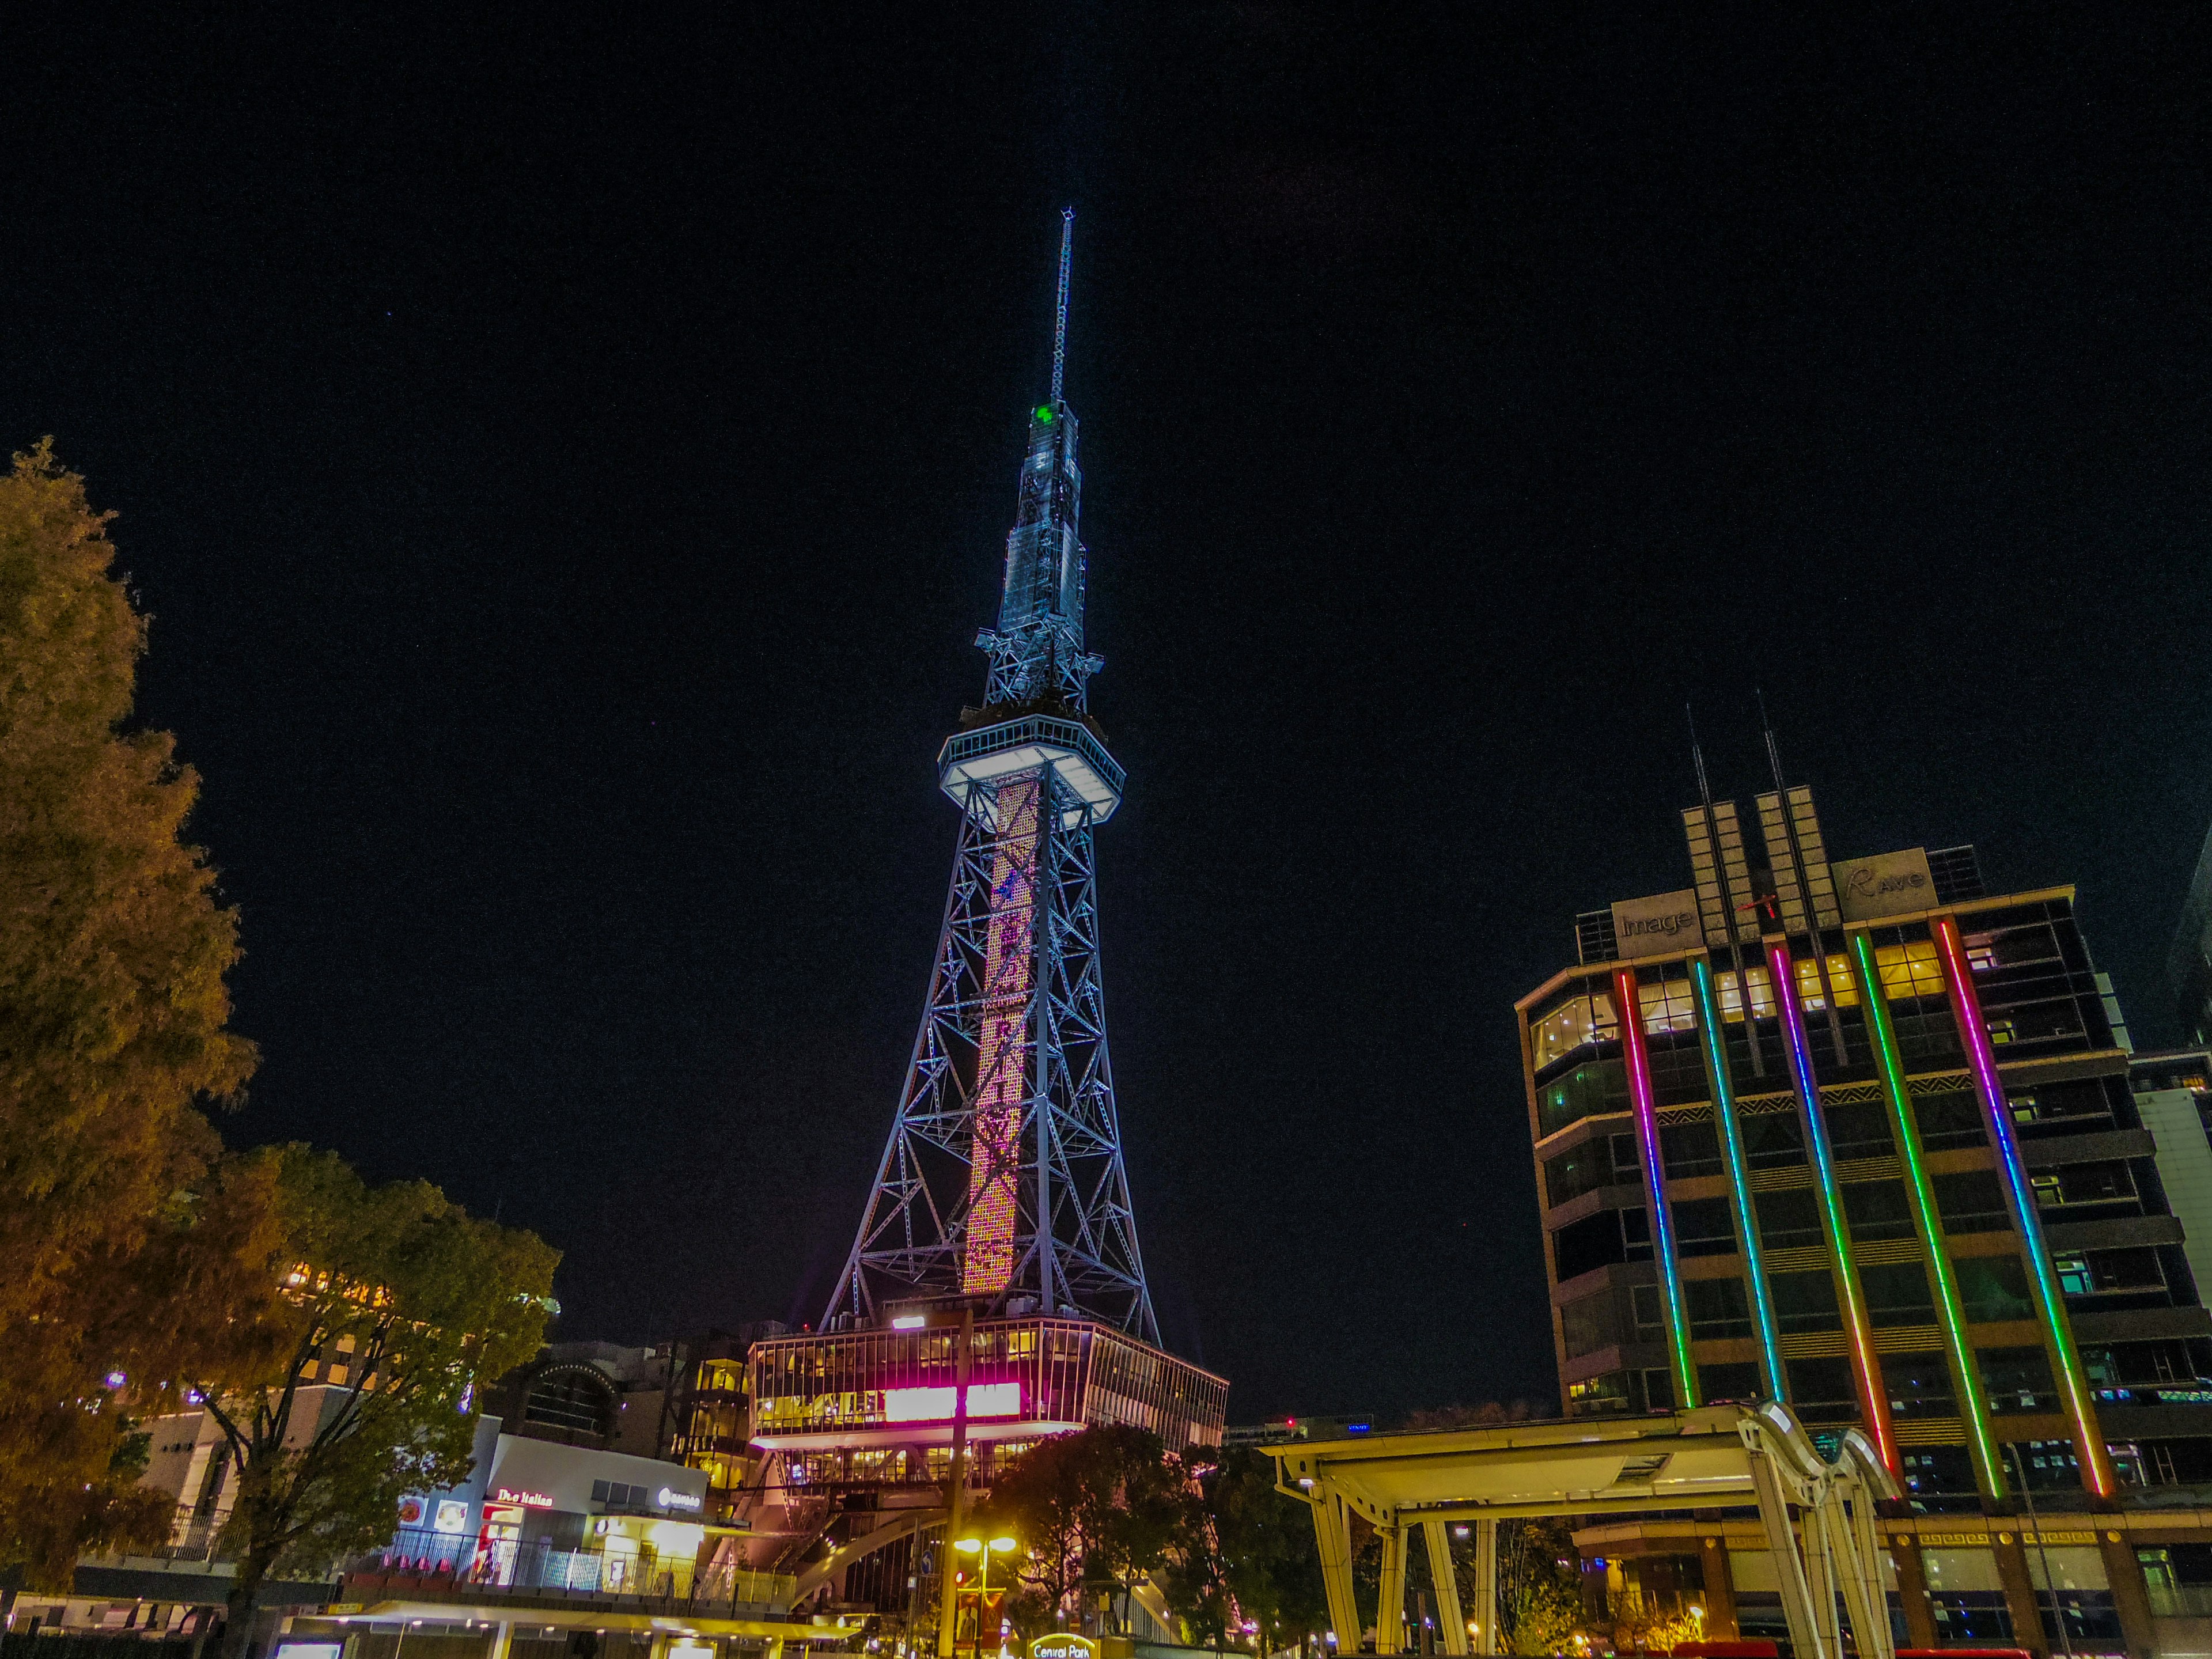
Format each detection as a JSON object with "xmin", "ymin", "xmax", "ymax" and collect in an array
[{"xmin": 1051, "ymin": 206, "xmax": 1074, "ymax": 404}]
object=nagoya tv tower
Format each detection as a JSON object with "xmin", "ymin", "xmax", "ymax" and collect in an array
[{"xmin": 827, "ymin": 209, "xmax": 1157, "ymax": 1340}]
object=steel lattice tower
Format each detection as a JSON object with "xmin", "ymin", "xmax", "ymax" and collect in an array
[{"xmin": 827, "ymin": 210, "xmax": 1158, "ymax": 1343}]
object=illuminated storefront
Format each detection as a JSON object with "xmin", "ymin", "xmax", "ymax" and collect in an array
[{"xmin": 748, "ymin": 1315, "xmax": 1225, "ymax": 1491}]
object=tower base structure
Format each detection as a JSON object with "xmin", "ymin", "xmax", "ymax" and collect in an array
[{"xmin": 733, "ymin": 1308, "xmax": 1224, "ymax": 1617}]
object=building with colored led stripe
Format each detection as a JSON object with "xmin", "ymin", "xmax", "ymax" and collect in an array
[
  {"xmin": 1520, "ymin": 783, "xmax": 2212, "ymax": 1654},
  {"xmin": 714, "ymin": 214, "xmax": 1224, "ymax": 1618}
]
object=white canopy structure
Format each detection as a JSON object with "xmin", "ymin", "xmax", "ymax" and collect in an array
[{"xmin": 1266, "ymin": 1403, "xmax": 1900, "ymax": 1659}]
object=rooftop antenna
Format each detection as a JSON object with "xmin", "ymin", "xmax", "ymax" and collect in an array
[
  {"xmin": 1051, "ymin": 206, "xmax": 1074, "ymax": 405},
  {"xmin": 1757, "ymin": 689, "xmax": 1850, "ymax": 1059},
  {"xmin": 1690, "ymin": 703, "xmax": 1765, "ymax": 1077}
]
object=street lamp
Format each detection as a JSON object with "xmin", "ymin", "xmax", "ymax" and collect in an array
[{"xmin": 953, "ymin": 1536, "xmax": 1017, "ymax": 1657}]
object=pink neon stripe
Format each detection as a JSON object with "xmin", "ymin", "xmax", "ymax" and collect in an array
[{"xmin": 963, "ymin": 771, "xmax": 1041, "ymax": 1294}]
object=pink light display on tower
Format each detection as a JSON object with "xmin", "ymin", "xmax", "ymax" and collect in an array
[{"xmin": 963, "ymin": 770, "xmax": 1042, "ymax": 1294}]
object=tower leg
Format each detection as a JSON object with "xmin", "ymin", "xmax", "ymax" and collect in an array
[
  {"xmin": 1376, "ymin": 1525, "xmax": 1407, "ymax": 1655},
  {"xmin": 1420, "ymin": 1521, "xmax": 1467, "ymax": 1657},
  {"xmin": 1309, "ymin": 1486, "xmax": 1360, "ymax": 1656}
]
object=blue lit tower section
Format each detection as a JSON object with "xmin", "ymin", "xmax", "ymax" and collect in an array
[{"xmin": 826, "ymin": 210, "xmax": 1157, "ymax": 1342}]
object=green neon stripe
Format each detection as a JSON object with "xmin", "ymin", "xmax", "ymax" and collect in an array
[
  {"xmin": 1767, "ymin": 940, "xmax": 1897, "ymax": 1469},
  {"xmin": 1847, "ymin": 934, "xmax": 2003, "ymax": 1497},
  {"xmin": 1688, "ymin": 956, "xmax": 1785, "ymax": 1399}
]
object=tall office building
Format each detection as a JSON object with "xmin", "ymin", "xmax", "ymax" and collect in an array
[
  {"xmin": 1520, "ymin": 782, "xmax": 2212, "ymax": 1653},
  {"xmin": 2168, "ymin": 825, "xmax": 2212, "ymax": 1044}
]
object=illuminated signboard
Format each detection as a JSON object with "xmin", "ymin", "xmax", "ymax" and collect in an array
[
  {"xmin": 964, "ymin": 771, "xmax": 1041, "ymax": 1295},
  {"xmin": 492, "ymin": 1486, "xmax": 555, "ymax": 1509},
  {"xmin": 433, "ymin": 1499, "xmax": 470, "ymax": 1535},
  {"xmin": 656, "ymin": 1486, "xmax": 703, "ymax": 1513},
  {"xmin": 1031, "ymin": 1638, "xmax": 1097, "ymax": 1659},
  {"xmin": 882, "ymin": 1382, "xmax": 1022, "ymax": 1423}
]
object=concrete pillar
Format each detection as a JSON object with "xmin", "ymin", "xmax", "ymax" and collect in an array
[
  {"xmin": 1418, "ymin": 1521, "xmax": 1467, "ymax": 1657},
  {"xmin": 488, "ymin": 1624, "xmax": 513, "ymax": 1659},
  {"xmin": 1695, "ymin": 1532, "xmax": 1738, "ymax": 1640},
  {"xmin": 1376, "ymin": 1525, "xmax": 1408, "ymax": 1654},
  {"xmin": 2096, "ymin": 1526, "xmax": 2156, "ymax": 1659},
  {"xmin": 1990, "ymin": 1530, "xmax": 2049, "ymax": 1659},
  {"xmin": 1309, "ymin": 1486, "xmax": 1360, "ymax": 1655},
  {"xmin": 1883, "ymin": 1532, "xmax": 1939, "ymax": 1652}
]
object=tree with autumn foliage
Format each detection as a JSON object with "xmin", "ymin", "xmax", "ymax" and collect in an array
[
  {"xmin": 0, "ymin": 440, "xmax": 275, "ymax": 1582},
  {"xmin": 192, "ymin": 1145, "xmax": 558, "ymax": 1659}
]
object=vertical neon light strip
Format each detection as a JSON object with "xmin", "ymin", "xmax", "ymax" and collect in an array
[
  {"xmin": 963, "ymin": 770, "xmax": 1041, "ymax": 1294},
  {"xmin": 1765, "ymin": 940, "xmax": 1898, "ymax": 1472},
  {"xmin": 1688, "ymin": 957, "xmax": 1784, "ymax": 1399},
  {"xmin": 1612, "ymin": 969, "xmax": 1699, "ymax": 1410},
  {"xmin": 1931, "ymin": 914, "xmax": 2115, "ymax": 1497},
  {"xmin": 1847, "ymin": 934, "xmax": 2002, "ymax": 1498}
]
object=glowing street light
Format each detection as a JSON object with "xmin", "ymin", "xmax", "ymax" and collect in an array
[{"xmin": 952, "ymin": 1535, "xmax": 1018, "ymax": 1656}]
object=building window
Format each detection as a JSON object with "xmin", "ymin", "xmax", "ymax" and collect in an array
[
  {"xmin": 1685, "ymin": 1276, "xmax": 1752, "ymax": 1339},
  {"xmin": 1741, "ymin": 1111, "xmax": 1806, "ymax": 1168},
  {"xmin": 1672, "ymin": 1196, "xmax": 1738, "ymax": 1257},
  {"xmin": 1979, "ymin": 1346, "xmax": 2057, "ymax": 1413},
  {"xmin": 1714, "ymin": 965, "xmax": 1776, "ymax": 1021},
  {"xmin": 1536, "ymin": 1060, "xmax": 1628, "ymax": 1139},
  {"xmin": 1860, "ymin": 1260, "xmax": 1937, "ymax": 1327},
  {"xmin": 1566, "ymin": 1372, "xmax": 1631, "ymax": 1416},
  {"xmin": 1881, "ymin": 1351, "xmax": 1956, "ymax": 1418},
  {"xmin": 1699, "ymin": 1361, "xmax": 1761, "ymax": 1403},
  {"xmin": 1631, "ymin": 1283, "xmax": 1664, "ymax": 1339},
  {"xmin": 1822, "ymin": 1100, "xmax": 1895, "ymax": 1161},
  {"xmin": 1933, "ymin": 1171, "xmax": 2011, "ymax": 1233},
  {"xmin": 1659, "ymin": 1120, "xmax": 1724, "ymax": 1179},
  {"xmin": 2056, "ymin": 1248, "xmax": 2166, "ymax": 1298},
  {"xmin": 1783, "ymin": 1356, "xmax": 1857, "ymax": 1423},
  {"xmin": 1560, "ymin": 1291, "xmax": 1620, "ymax": 1360},
  {"xmin": 1955, "ymin": 1253, "xmax": 2034, "ymax": 1323},
  {"xmin": 1529, "ymin": 990, "xmax": 1618, "ymax": 1071},
  {"xmin": 1753, "ymin": 1188, "xmax": 1823, "ymax": 1251},
  {"xmin": 1767, "ymin": 1268, "xmax": 1842, "ymax": 1334},
  {"xmin": 2006, "ymin": 1438, "xmax": 2084, "ymax": 1494},
  {"xmin": 1914, "ymin": 1090, "xmax": 1987, "ymax": 1149},
  {"xmin": 1842, "ymin": 1180, "xmax": 1915, "ymax": 1243},
  {"xmin": 1637, "ymin": 971, "xmax": 1697, "ymax": 1035}
]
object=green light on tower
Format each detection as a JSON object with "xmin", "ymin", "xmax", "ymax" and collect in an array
[{"xmin": 1035, "ymin": 405, "xmax": 1054, "ymax": 423}]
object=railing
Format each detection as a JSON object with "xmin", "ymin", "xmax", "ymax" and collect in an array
[
  {"xmin": 348, "ymin": 1531, "xmax": 795, "ymax": 1613},
  {"xmin": 2096, "ymin": 1381, "xmax": 2212, "ymax": 1406},
  {"xmin": 940, "ymin": 715, "xmax": 1123, "ymax": 796}
]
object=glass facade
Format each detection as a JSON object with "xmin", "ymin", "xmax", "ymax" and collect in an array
[{"xmin": 747, "ymin": 1316, "xmax": 1226, "ymax": 1490}]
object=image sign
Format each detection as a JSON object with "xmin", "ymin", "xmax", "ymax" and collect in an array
[{"xmin": 1611, "ymin": 889, "xmax": 1703, "ymax": 959}]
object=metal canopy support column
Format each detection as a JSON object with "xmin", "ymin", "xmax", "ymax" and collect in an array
[
  {"xmin": 1376, "ymin": 1524, "xmax": 1409, "ymax": 1654},
  {"xmin": 1310, "ymin": 1484, "xmax": 1360, "ymax": 1653},
  {"xmin": 1472, "ymin": 1520, "xmax": 1498, "ymax": 1657},
  {"xmin": 1420, "ymin": 1520, "xmax": 1468, "ymax": 1657},
  {"xmin": 1831, "ymin": 1478, "xmax": 1896, "ymax": 1659},
  {"xmin": 1747, "ymin": 1440, "xmax": 1829, "ymax": 1659}
]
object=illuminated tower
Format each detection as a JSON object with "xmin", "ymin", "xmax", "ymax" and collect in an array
[{"xmin": 827, "ymin": 210, "xmax": 1157, "ymax": 1342}]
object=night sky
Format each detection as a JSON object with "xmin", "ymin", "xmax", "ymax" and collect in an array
[{"xmin": 6, "ymin": 8, "xmax": 2210, "ymax": 1425}]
